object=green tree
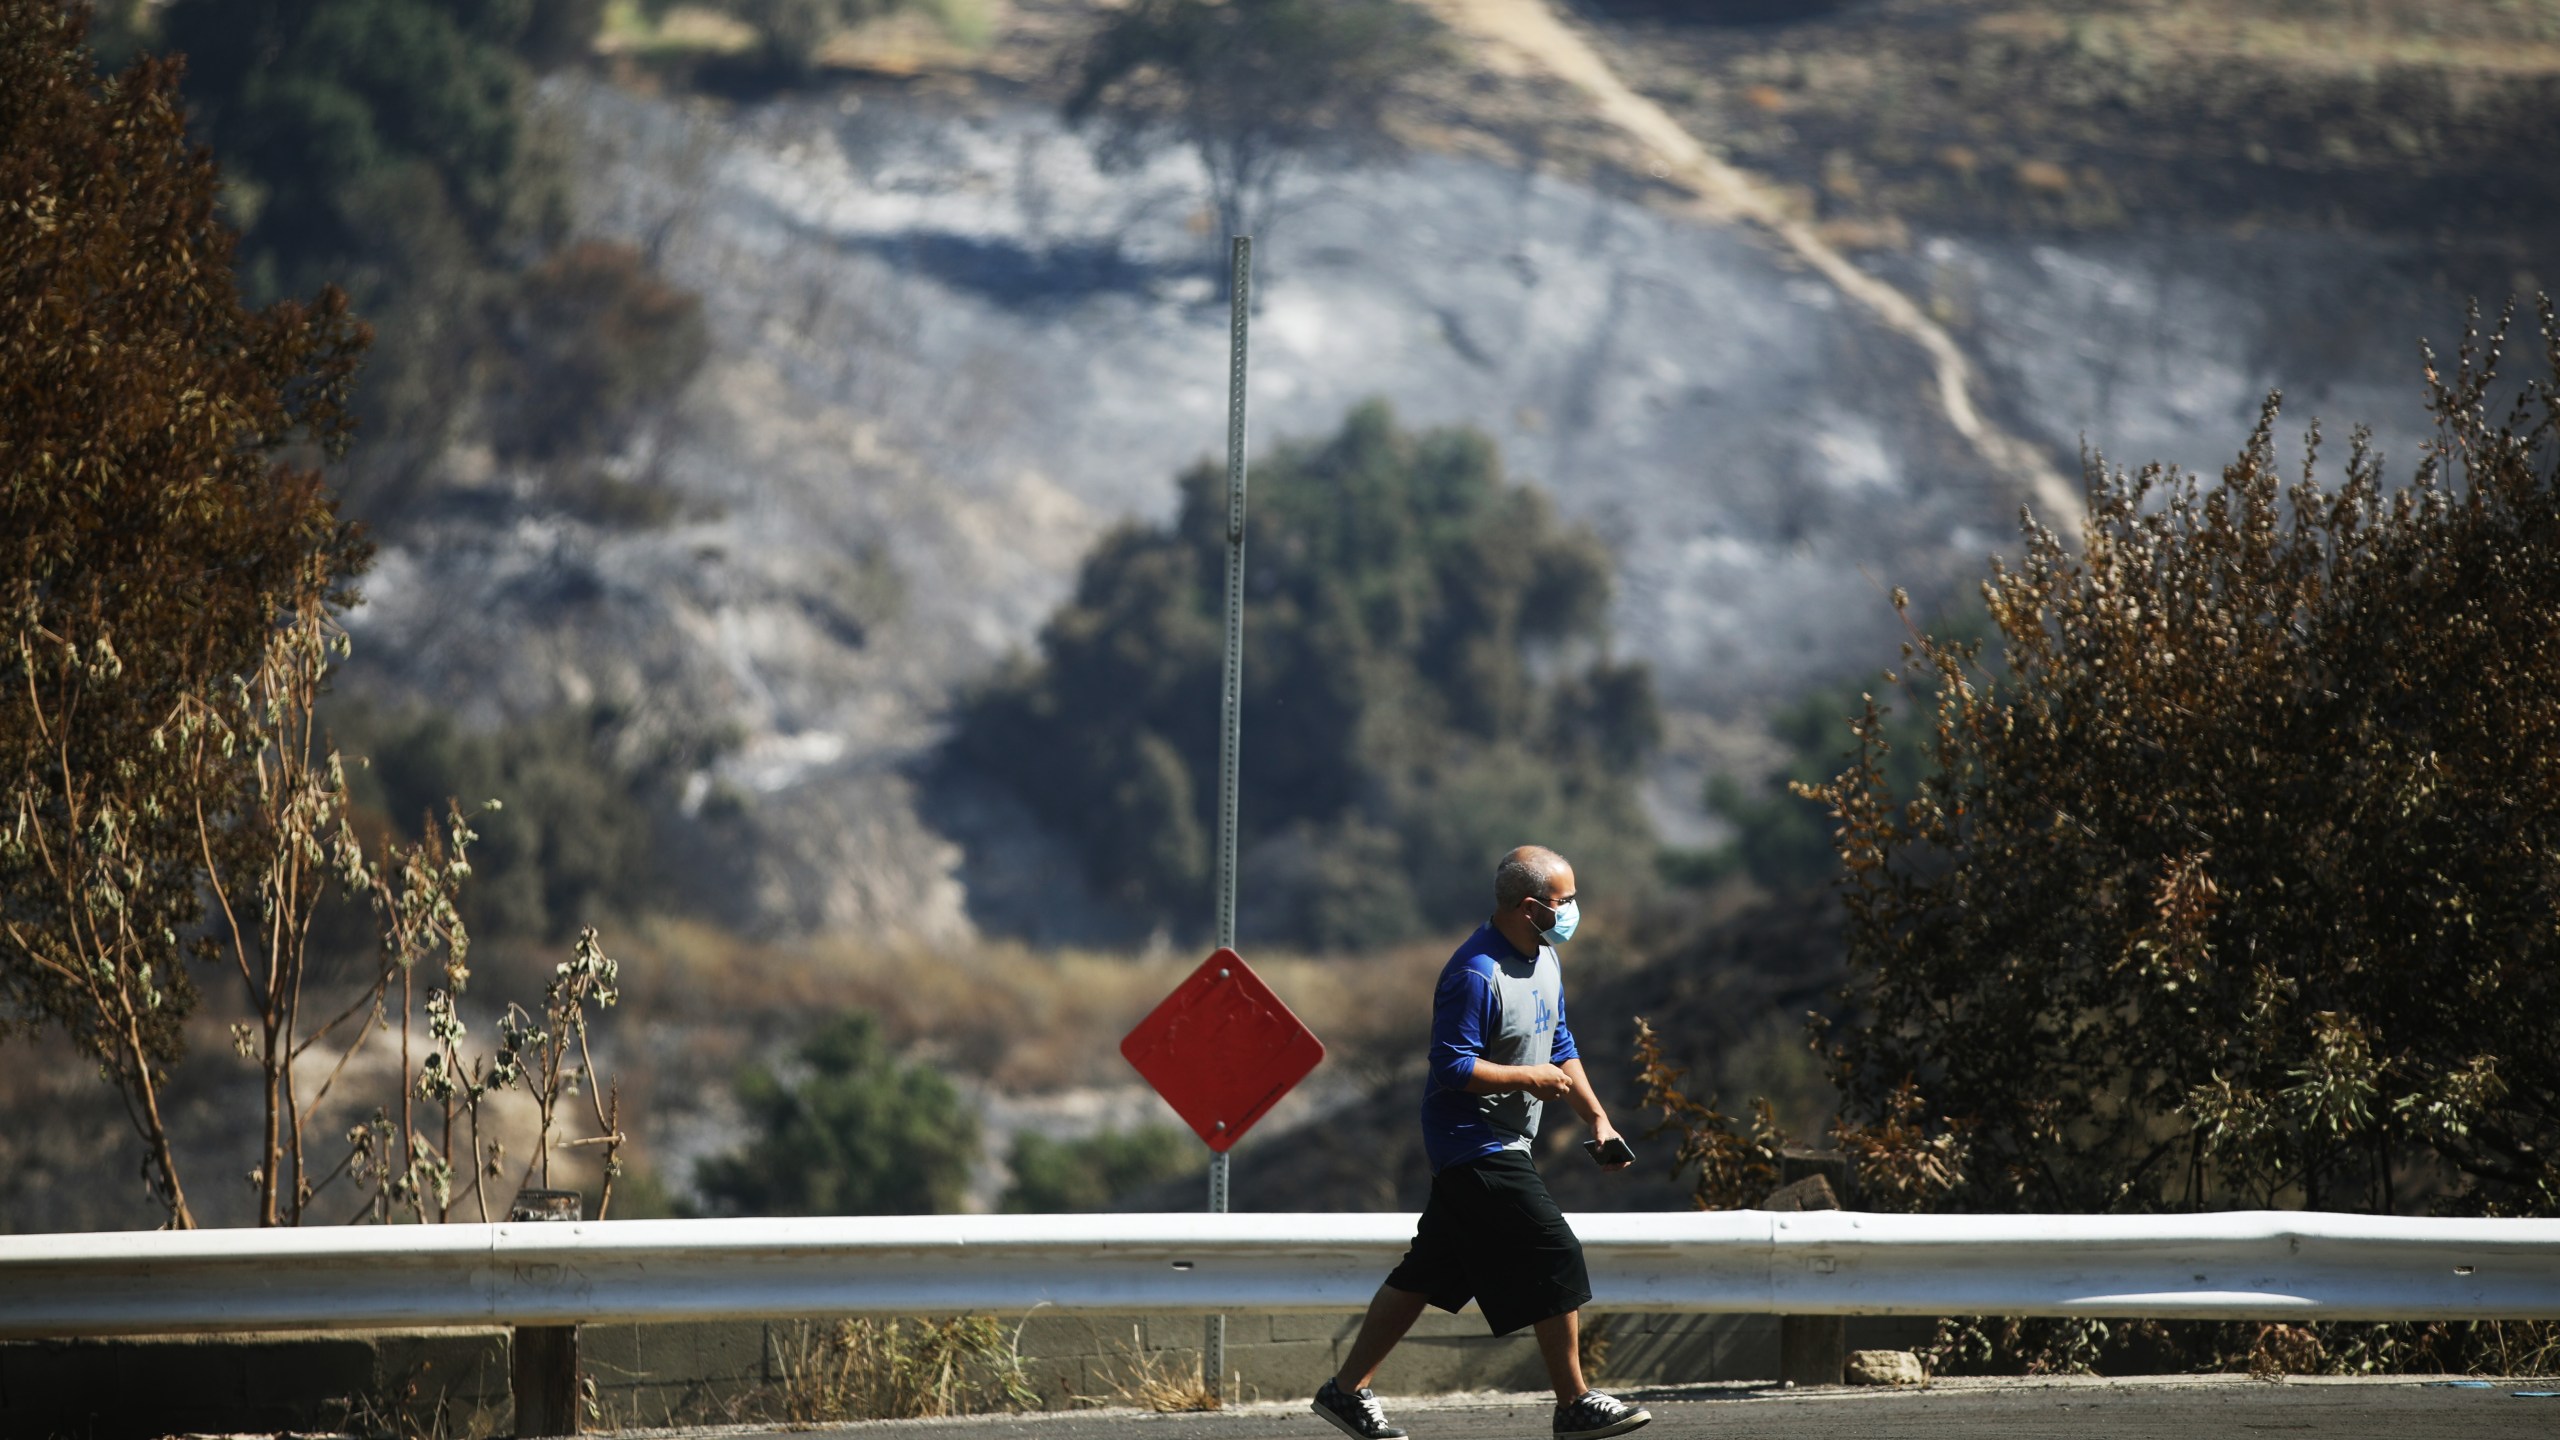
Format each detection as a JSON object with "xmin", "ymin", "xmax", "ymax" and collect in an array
[
  {"xmin": 1068, "ymin": 0, "xmax": 1442, "ymax": 264},
  {"xmin": 159, "ymin": 0, "xmax": 561, "ymax": 290},
  {"xmin": 1002, "ymin": 1123, "xmax": 1198, "ymax": 1213},
  {"xmin": 1804, "ymin": 316, "xmax": 2560, "ymax": 1218},
  {"xmin": 158, "ymin": 0, "xmax": 700, "ymax": 515},
  {"xmin": 695, "ymin": 1012, "xmax": 980, "ymax": 1216},
  {"xmin": 0, "ymin": 0, "xmax": 368, "ymax": 1226},
  {"xmin": 953, "ymin": 401, "xmax": 1659, "ymax": 947},
  {"xmin": 335, "ymin": 697, "xmax": 732, "ymax": 941}
]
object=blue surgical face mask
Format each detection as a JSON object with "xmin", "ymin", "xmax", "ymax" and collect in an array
[{"xmin": 1534, "ymin": 896, "xmax": 1580, "ymax": 946}]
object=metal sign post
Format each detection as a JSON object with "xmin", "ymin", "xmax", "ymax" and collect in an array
[{"xmin": 1205, "ymin": 233, "xmax": 1251, "ymax": 1403}]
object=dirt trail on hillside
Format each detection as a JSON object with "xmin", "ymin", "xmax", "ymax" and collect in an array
[{"xmin": 1420, "ymin": 0, "xmax": 2081, "ymax": 525}]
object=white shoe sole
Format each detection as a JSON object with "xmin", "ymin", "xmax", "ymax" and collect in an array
[{"xmin": 1556, "ymin": 1407, "xmax": 1652, "ymax": 1440}]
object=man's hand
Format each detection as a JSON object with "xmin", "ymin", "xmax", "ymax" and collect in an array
[{"xmin": 1589, "ymin": 1119, "xmax": 1634, "ymax": 1172}]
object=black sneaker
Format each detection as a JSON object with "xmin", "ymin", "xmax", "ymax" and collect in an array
[
  {"xmin": 1312, "ymin": 1377, "xmax": 1408, "ymax": 1439},
  {"xmin": 1554, "ymin": 1389, "xmax": 1651, "ymax": 1440}
]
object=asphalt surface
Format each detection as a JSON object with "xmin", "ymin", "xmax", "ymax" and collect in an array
[{"xmin": 676, "ymin": 1376, "xmax": 2560, "ymax": 1440}]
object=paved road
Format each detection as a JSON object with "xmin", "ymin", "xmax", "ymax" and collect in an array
[{"xmin": 701, "ymin": 1377, "xmax": 2560, "ymax": 1440}]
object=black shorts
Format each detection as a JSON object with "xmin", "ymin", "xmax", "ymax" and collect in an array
[{"xmin": 1385, "ymin": 1148, "xmax": 1592, "ymax": 1337}]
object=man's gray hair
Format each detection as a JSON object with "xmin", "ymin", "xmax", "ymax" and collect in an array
[{"xmin": 1494, "ymin": 846, "xmax": 1569, "ymax": 910}]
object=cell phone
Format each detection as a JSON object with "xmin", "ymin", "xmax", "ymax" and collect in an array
[{"xmin": 1583, "ymin": 1136, "xmax": 1636, "ymax": 1167}]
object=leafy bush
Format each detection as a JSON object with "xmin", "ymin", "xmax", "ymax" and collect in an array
[
  {"xmin": 337, "ymin": 703, "xmax": 670, "ymax": 941},
  {"xmin": 1002, "ymin": 1124, "xmax": 1198, "ymax": 1213},
  {"xmin": 1794, "ymin": 312, "xmax": 2560, "ymax": 1218},
  {"xmin": 695, "ymin": 1012, "xmax": 980, "ymax": 1215},
  {"xmin": 485, "ymin": 240, "xmax": 708, "ymax": 460},
  {"xmin": 951, "ymin": 402, "xmax": 1660, "ymax": 947}
]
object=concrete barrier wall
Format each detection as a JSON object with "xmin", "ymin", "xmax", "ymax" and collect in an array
[
  {"xmin": 2, "ymin": 1310, "xmax": 1937, "ymax": 1437},
  {"xmin": 1, "ymin": 1328, "xmax": 513, "ymax": 1437}
]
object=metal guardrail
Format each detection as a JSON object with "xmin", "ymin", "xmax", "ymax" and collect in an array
[{"xmin": 4, "ymin": 1211, "xmax": 2557, "ymax": 1339}]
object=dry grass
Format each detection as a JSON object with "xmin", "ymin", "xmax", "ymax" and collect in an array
[
  {"xmin": 600, "ymin": 917, "xmax": 1451, "ymax": 1093},
  {"xmin": 766, "ymin": 1315, "xmax": 1039, "ymax": 1422},
  {"xmin": 595, "ymin": 1, "xmax": 757, "ymax": 58},
  {"xmin": 1073, "ymin": 1323, "xmax": 1225, "ymax": 1413},
  {"xmin": 1579, "ymin": 1314, "xmax": 1615, "ymax": 1386},
  {"xmin": 1978, "ymin": 0, "xmax": 2560, "ymax": 77},
  {"xmin": 2473, "ymin": 1320, "xmax": 2560, "ymax": 1379}
]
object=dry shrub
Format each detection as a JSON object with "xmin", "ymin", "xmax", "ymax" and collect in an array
[
  {"xmin": 1925, "ymin": 1316, "xmax": 2127, "ymax": 1378},
  {"xmin": 1633, "ymin": 1015, "xmax": 1962, "ymax": 1213},
  {"xmin": 1804, "ymin": 307, "xmax": 2560, "ymax": 1217},
  {"xmin": 2248, "ymin": 1324, "xmax": 2325, "ymax": 1381},
  {"xmin": 1643, "ymin": 308, "xmax": 2560, "ymax": 1380},
  {"xmin": 0, "ymin": 0, "xmax": 366, "ymax": 1228},
  {"xmin": 1631, "ymin": 1016, "xmax": 1783, "ymax": 1209}
]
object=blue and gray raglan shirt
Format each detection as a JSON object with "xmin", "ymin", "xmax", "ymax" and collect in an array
[{"xmin": 1419, "ymin": 923, "xmax": 1578, "ymax": 1173}]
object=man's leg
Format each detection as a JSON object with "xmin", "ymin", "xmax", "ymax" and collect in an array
[
  {"xmin": 1332, "ymin": 1283, "xmax": 1432, "ymax": 1392},
  {"xmin": 1532, "ymin": 1307, "xmax": 1588, "ymax": 1403}
]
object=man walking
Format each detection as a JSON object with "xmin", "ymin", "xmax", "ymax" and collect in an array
[{"xmin": 1312, "ymin": 846, "xmax": 1652, "ymax": 1440}]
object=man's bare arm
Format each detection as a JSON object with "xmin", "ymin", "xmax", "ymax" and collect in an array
[{"xmin": 1465, "ymin": 1060, "xmax": 1574, "ymax": 1099}]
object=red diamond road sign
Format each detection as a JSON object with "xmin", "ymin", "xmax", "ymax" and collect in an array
[{"xmin": 1120, "ymin": 948, "xmax": 1325, "ymax": 1153}]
